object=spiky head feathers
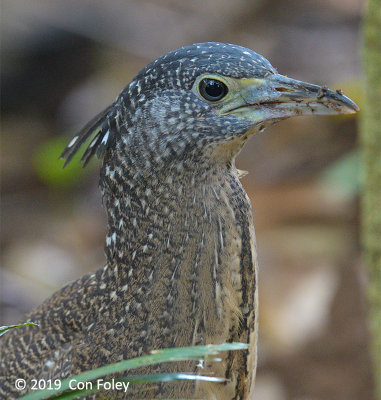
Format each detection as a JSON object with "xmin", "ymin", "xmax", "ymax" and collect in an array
[{"xmin": 61, "ymin": 42, "xmax": 276, "ymax": 168}]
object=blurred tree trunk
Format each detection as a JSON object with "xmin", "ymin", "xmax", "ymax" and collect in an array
[{"xmin": 361, "ymin": 0, "xmax": 381, "ymax": 398}]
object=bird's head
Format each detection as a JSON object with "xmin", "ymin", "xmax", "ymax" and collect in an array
[{"xmin": 61, "ymin": 42, "xmax": 358, "ymax": 172}]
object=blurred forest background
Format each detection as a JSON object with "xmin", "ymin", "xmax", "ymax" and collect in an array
[{"xmin": 0, "ymin": 1, "xmax": 375, "ymax": 399}]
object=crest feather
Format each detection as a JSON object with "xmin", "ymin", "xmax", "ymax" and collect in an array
[{"xmin": 60, "ymin": 103, "xmax": 116, "ymax": 167}]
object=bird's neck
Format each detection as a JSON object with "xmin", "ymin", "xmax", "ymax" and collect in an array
[
  {"xmin": 99, "ymin": 132, "xmax": 253, "ymax": 265},
  {"xmin": 100, "ymin": 157, "xmax": 225, "ymax": 266},
  {"xmin": 97, "ymin": 153, "xmax": 256, "ymax": 353}
]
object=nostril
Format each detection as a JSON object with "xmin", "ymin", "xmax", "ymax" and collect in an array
[{"xmin": 275, "ymin": 87, "xmax": 294, "ymax": 93}]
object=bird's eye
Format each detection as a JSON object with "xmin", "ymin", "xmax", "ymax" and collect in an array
[{"xmin": 199, "ymin": 78, "xmax": 228, "ymax": 102}]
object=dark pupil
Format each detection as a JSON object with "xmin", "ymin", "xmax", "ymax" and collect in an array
[{"xmin": 200, "ymin": 79, "xmax": 227, "ymax": 101}]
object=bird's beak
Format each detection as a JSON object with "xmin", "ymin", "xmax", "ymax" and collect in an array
[{"xmin": 223, "ymin": 73, "xmax": 359, "ymax": 123}]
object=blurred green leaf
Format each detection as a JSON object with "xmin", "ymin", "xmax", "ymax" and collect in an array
[
  {"xmin": 33, "ymin": 135, "xmax": 96, "ymax": 189},
  {"xmin": 320, "ymin": 149, "xmax": 360, "ymax": 197}
]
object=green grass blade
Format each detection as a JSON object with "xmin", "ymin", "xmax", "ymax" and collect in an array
[
  {"xmin": 0, "ymin": 323, "xmax": 39, "ymax": 337},
  {"xmin": 41, "ymin": 373, "xmax": 222, "ymax": 400},
  {"xmin": 18, "ymin": 343, "xmax": 248, "ymax": 400}
]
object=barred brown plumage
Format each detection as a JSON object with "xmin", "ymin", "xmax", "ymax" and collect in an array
[{"xmin": 0, "ymin": 42, "xmax": 358, "ymax": 399}]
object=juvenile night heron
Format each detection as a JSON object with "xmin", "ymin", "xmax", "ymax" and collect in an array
[{"xmin": 0, "ymin": 42, "xmax": 358, "ymax": 399}]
